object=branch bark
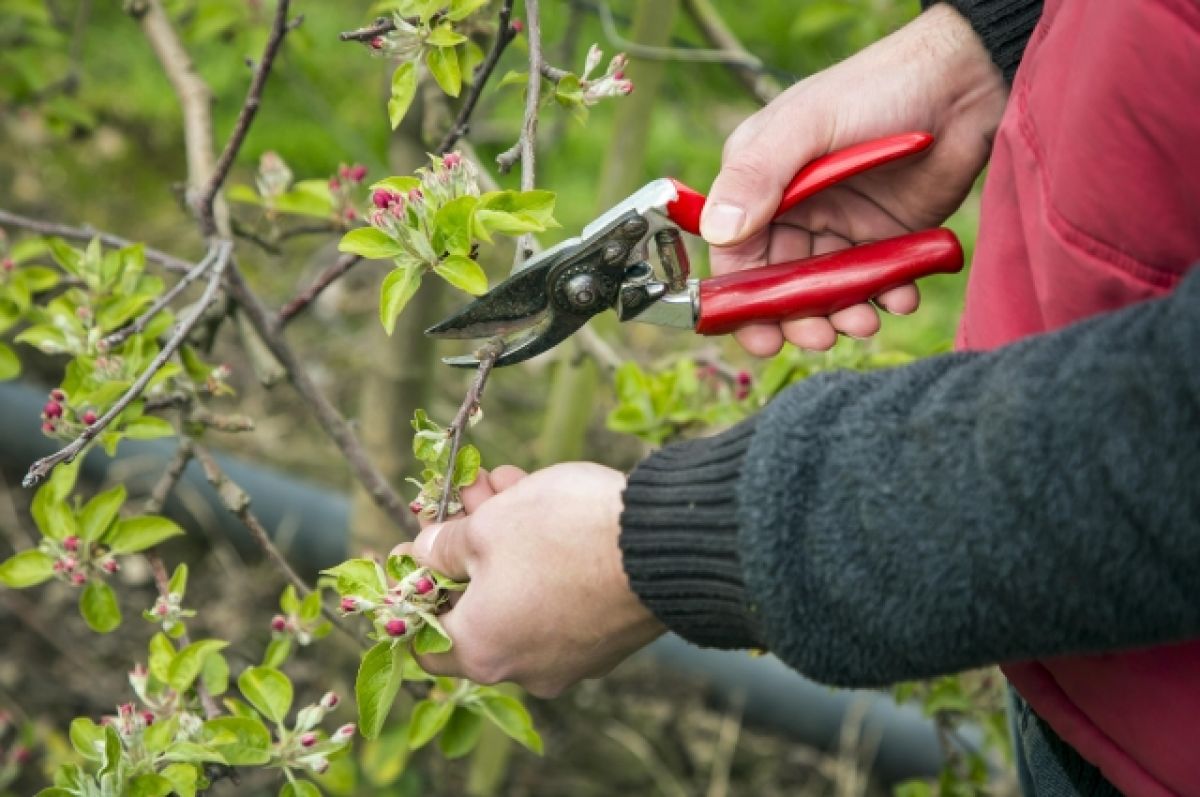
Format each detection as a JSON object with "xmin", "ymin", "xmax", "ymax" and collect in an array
[
  {"xmin": 0, "ymin": 208, "xmax": 191, "ymax": 274},
  {"xmin": 435, "ymin": 339, "xmax": 504, "ymax": 523},
  {"xmin": 435, "ymin": 0, "xmax": 518, "ymax": 155}
]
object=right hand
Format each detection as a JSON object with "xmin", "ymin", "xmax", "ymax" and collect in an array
[{"xmin": 703, "ymin": 4, "xmax": 1008, "ymax": 355}]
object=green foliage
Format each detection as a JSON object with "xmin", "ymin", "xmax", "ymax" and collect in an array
[{"xmin": 406, "ymin": 408, "xmax": 482, "ymax": 518}]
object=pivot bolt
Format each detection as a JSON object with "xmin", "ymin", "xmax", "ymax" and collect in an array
[{"xmin": 565, "ymin": 274, "xmax": 598, "ymax": 309}]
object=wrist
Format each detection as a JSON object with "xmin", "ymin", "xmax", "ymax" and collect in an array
[{"xmin": 918, "ymin": 3, "xmax": 1008, "ymax": 107}]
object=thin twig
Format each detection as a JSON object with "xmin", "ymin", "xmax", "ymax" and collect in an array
[
  {"xmin": 434, "ymin": 0, "xmax": 518, "ymax": 155},
  {"xmin": 435, "ymin": 339, "xmax": 505, "ymax": 523},
  {"xmin": 145, "ymin": 549, "xmax": 221, "ymax": 720},
  {"xmin": 496, "ymin": 0, "xmax": 542, "ymax": 181},
  {"xmin": 596, "ymin": 0, "xmax": 762, "ymax": 69},
  {"xmin": 142, "ymin": 439, "xmax": 196, "ymax": 515},
  {"xmin": 22, "ymin": 242, "xmax": 233, "ymax": 488},
  {"xmin": 275, "ymin": 253, "xmax": 361, "ymax": 326},
  {"xmin": 681, "ymin": 0, "xmax": 780, "ymax": 105},
  {"xmin": 339, "ymin": 16, "xmax": 395, "ymax": 43},
  {"xmin": 0, "ymin": 208, "xmax": 192, "ymax": 274},
  {"xmin": 196, "ymin": 1, "xmax": 299, "ymax": 234},
  {"xmin": 102, "ymin": 244, "xmax": 219, "ymax": 349}
]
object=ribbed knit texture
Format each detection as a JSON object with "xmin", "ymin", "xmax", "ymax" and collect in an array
[
  {"xmin": 925, "ymin": 0, "xmax": 1043, "ymax": 81},
  {"xmin": 619, "ymin": 419, "xmax": 765, "ymax": 649}
]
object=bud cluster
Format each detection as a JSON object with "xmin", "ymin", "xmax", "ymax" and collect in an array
[
  {"xmin": 329, "ymin": 163, "xmax": 369, "ymax": 224},
  {"xmin": 256, "ymin": 151, "xmax": 294, "ymax": 201},
  {"xmin": 365, "ymin": 152, "xmax": 479, "ymax": 266},
  {"xmin": 145, "ymin": 590, "xmax": 195, "ymax": 635},
  {"xmin": 269, "ymin": 608, "xmax": 322, "ymax": 647},
  {"xmin": 0, "ymin": 708, "xmax": 34, "ymax": 779},
  {"xmin": 337, "ymin": 560, "xmax": 448, "ymax": 643},
  {"xmin": 365, "ymin": 15, "xmax": 431, "ymax": 63},
  {"xmin": 279, "ymin": 693, "xmax": 355, "ymax": 777},
  {"xmin": 39, "ymin": 532, "xmax": 118, "ymax": 588},
  {"xmin": 579, "ymin": 45, "xmax": 634, "ymax": 104}
]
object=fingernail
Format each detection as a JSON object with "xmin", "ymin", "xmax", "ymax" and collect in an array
[
  {"xmin": 414, "ymin": 524, "xmax": 442, "ymax": 562},
  {"xmin": 700, "ymin": 202, "xmax": 745, "ymax": 245}
]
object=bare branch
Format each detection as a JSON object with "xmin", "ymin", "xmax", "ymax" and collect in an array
[
  {"xmin": 102, "ymin": 243, "xmax": 219, "ymax": 349},
  {"xmin": 435, "ymin": 339, "xmax": 505, "ymax": 523},
  {"xmin": 142, "ymin": 438, "xmax": 195, "ymax": 515},
  {"xmin": 196, "ymin": 1, "xmax": 300, "ymax": 234},
  {"xmin": 339, "ymin": 16, "xmax": 395, "ymax": 43},
  {"xmin": 681, "ymin": 0, "xmax": 780, "ymax": 105},
  {"xmin": 0, "ymin": 208, "xmax": 192, "ymax": 274},
  {"xmin": 496, "ymin": 0, "xmax": 543, "ymax": 181},
  {"xmin": 435, "ymin": 0, "xmax": 518, "ymax": 155},
  {"xmin": 275, "ymin": 253, "xmax": 362, "ymax": 327}
]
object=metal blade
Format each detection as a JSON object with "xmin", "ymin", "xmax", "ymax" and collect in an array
[
  {"xmin": 424, "ymin": 258, "xmax": 557, "ymax": 340},
  {"xmin": 441, "ymin": 312, "xmax": 590, "ymax": 368}
]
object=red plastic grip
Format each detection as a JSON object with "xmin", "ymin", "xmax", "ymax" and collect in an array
[
  {"xmin": 694, "ymin": 228, "xmax": 963, "ymax": 335},
  {"xmin": 665, "ymin": 132, "xmax": 934, "ymax": 236}
]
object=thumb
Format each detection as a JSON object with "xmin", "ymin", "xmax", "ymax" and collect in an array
[
  {"xmin": 701, "ymin": 110, "xmax": 830, "ymax": 247},
  {"xmin": 412, "ymin": 517, "xmax": 473, "ymax": 581}
]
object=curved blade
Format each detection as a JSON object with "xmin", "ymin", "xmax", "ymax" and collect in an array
[
  {"xmin": 441, "ymin": 312, "xmax": 590, "ymax": 368},
  {"xmin": 425, "ymin": 258, "xmax": 556, "ymax": 340}
]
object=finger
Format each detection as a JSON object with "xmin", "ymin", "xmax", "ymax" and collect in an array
[
  {"xmin": 412, "ymin": 516, "xmax": 473, "ymax": 581},
  {"xmin": 460, "ymin": 468, "xmax": 497, "ymax": 514},
  {"xmin": 875, "ymin": 283, "xmax": 920, "ymax": 315},
  {"xmin": 389, "ymin": 541, "xmax": 413, "ymax": 559},
  {"xmin": 829, "ymin": 303, "xmax": 882, "ymax": 339},
  {"xmin": 734, "ymin": 324, "xmax": 785, "ymax": 358},
  {"xmin": 487, "ymin": 465, "xmax": 528, "ymax": 493},
  {"xmin": 782, "ymin": 316, "xmax": 838, "ymax": 351}
]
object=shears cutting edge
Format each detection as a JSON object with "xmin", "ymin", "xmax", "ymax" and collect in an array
[{"xmin": 426, "ymin": 131, "xmax": 964, "ymax": 368}]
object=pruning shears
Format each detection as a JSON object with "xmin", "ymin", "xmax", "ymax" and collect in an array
[{"xmin": 426, "ymin": 132, "xmax": 964, "ymax": 367}]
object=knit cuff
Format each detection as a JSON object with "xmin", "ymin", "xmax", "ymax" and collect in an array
[
  {"xmin": 924, "ymin": 0, "xmax": 1043, "ymax": 82},
  {"xmin": 619, "ymin": 418, "xmax": 766, "ymax": 650}
]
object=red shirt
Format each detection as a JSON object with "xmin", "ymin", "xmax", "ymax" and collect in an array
[{"xmin": 958, "ymin": 1, "xmax": 1200, "ymax": 794}]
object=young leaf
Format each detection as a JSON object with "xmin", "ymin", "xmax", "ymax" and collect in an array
[
  {"xmin": 356, "ymin": 641, "xmax": 405, "ymax": 740},
  {"xmin": 479, "ymin": 694, "xmax": 543, "ymax": 754},
  {"xmin": 438, "ymin": 707, "xmax": 484, "ymax": 758},
  {"xmin": 412, "ymin": 622, "xmax": 453, "ymax": 655},
  {"xmin": 237, "ymin": 666, "xmax": 293, "ymax": 724},
  {"xmin": 299, "ymin": 589, "xmax": 322, "ymax": 622},
  {"xmin": 433, "ymin": 255, "xmax": 487, "ymax": 296},
  {"xmin": 168, "ymin": 639, "xmax": 229, "ymax": 692},
  {"xmin": 322, "ymin": 558, "xmax": 386, "ymax": 599},
  {"xmin": 496, "ymin": 69, "xmax": 528, "ymax": 89},
  {"xmin": 148, "ymin": 632, "xmax": 176, "ymax": 682},
  {"xmin": 262, "ymin": 637, "xmax": 292, "ymax": 669},
  {"xmin": 426, "ymin": 23, "xmax": 467, "ymax": 47},
  {"xmin": 426, "ymin": 46, "xmax": 462, "ymax": 97},
  {"xmin": 370, "ymin": 176, "xmax": 421, "ymax": 194},
  {"xmin": 447, "ymin": 0, "xmax": 489, "ymax": 21},
  {"xmin": 433, "ymin": 195, "xmax": 478, "ymax": 256},
  {"xmin": 79, "ymin": 483, "xmax": 126, "ymax": 542},
  {"xmin": 408, "ymin": 698, "xmax": 455, "ymax": 750},
  {"xmin": 160, "ymin": 763, "xmax": 200, "ymax": 797},
  {"xmin": 280, "ymin": 782, "xmax": 322, "ymax": 797},
  {"xmin": 45, "ymin": 238, "xmax": 83, "ymax": 276},
  {"xmin": 169, "ymin": 563, "xmax": 189, "ymax": 596},
  {"xmin": 31, "ymin": 478, "xmax": 78, "ymax": 542},
  {"xmin": 202, "ymin": 651, "xmax": 230, "ymax": 696},
  {"xmin": 122, "ymin": 416, "xmax": 175, "ymax": 440},
  {"xmin": 453, "ymin": 444, "xmax": 481, "ymax": 487},
  {"xmin": 379, "ymin": 266, "xmax": 422, "ymax": 335},
  {"xmin": 388, "ymin": 63, "xmax": 418, "ymax": 129},
  {"xmin": 79, "ymin": 580, "xmax": 121, "ymax": 633},
  {"xmin": 0, "ymin": 549, "xmax": 56, "ymax": 588},
  {"xmin": 0, "ymin": 342, "xmax": 19, "ymax": 380},
  {"xmin": 106, "ymin": 515, "xmax": 184, "ymax": 554},
  {"xmin": 338, "ymin": 227, "xmax": 405, "ymax": 260},
  {"xmin": 201, "ymin": 716, "xmax": 272, "ymax": 765},
  {"xmin": 128, "ymin": 774, "xmax": 175, "ymax": 797},
  {"xmin": 69, "ymin": 717, "xmax": 106, "ymax": 760},
  {"xmin": 385, "ymin": 553, "xmax": 419, "ymax": 583},
  {"xmin": 280, "ymin": 584, "xmax": 300, "ymax": 614},
  {"xmin": 360, "ymin": 721, "xmax": 411, "ymax": 786}
]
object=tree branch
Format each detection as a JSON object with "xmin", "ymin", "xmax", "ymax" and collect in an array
[
  {"xmin": 196, "ymin": 1, "xmax": 300, "ymax": 235},
  {"xmin": 0, "ymin": 208, "xmax": 192, "ymax": 274},
  {"xmin": 434, "ymin": 0, "xmax": 518, "ymax": 155},
  {"xmin": 435, "ymin": 339, "xmax": 505, "ymax": 523},
  {"xmin": 142, "ymin": 438, "xmax": 195, "ymax": 515},
  {"xmin": 22, "ymin": 242, "xmax": 233, "ymax": 488},
  {"xmin": 102, "ymin": 243, "xmax": 219, "ymax": 349},
  {"xmin": 496, "ymin": 0, "xmax": 542, "ymax": 182},
  {"xmin": 338, "ymin": 16, "xmax": 395, "ymax": 43},
  {"xmin": 680, "ymin": 0, "xmax": 780, "ymax": 105},
  {"xmin": 275, "ymin": 253, "xmax": 361, "ymax": 327}
]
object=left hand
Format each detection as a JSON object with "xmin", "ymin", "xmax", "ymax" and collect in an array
[{"xmin": 394, "ymin": 462, "xmax": 665, "ymax": 698}]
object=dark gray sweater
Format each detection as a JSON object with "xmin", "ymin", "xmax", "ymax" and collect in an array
[{"xmin": 620, "ymin": 269, "xmax": 1200, "ymax": 789}]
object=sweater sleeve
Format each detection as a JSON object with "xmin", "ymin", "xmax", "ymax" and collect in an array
[
  {"xmin": 922, "ymin": 0, "xmax": 1043, "ymax": 82},
  {"xmin": 619, "ymin": 268, "xmax": 1200, "ymax": 687}
]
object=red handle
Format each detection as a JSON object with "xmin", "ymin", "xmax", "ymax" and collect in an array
[
  {"xmin": 694, "ymin": 228, "xmax": 963, "ymax": 335},
  {"xmin": 666, "ymin": 132, "xmax": 934, "ymax": 236}
]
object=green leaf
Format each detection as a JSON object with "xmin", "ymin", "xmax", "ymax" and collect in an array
[
  {"xmin": 379, "ymin": 266, "xmax": 422, "ymax": 335},
  {"xmin": 426, "ymin": 46, "xmax": 462, "ymax": 97},
  {"xmin": 160, "ymin": 763, "xmax": 200, "ymax": 797},
  {"xmin": 412, "ymin": 622, "xmax": 452, "ymax": 655},
  {"xmin": 473, "ymin": 209, "xmax": 544, "ymax": 236},
  {"xmin": 479, "ymin": 694, "xmax": 542, "ymax": 754},
  {"xmin": 14, "ymin": 323, "xmax": 70, "ymax": 354},
  {"xmin": 69, "ymin": 717, "xmax": 106, "ymax": 760},
  {"xmin": 99, "ymin": 724, "xmax": 122, "ymax": 777},
  {"xmin": 370, "ymin": 176, "xmax": 421, "ymax": 194},
  {"xmin": 36, "ymin": 790, "xmax": 74, "ymax": 797},
  {"xmin": 407, "ymin": 699, "xmax": 454, "ymax": 750},
  {"xmin": 202, "ymin": 651, "xmax": 230, "ymax": 696},
  {"xmin": 160, "ymin": 741, "xmax": 228, "ymax": 764},
  {"xmin": 238, "ymin": 666, "xmax": 293, "ymax": 724},
  {"xmin": 438, "ymin": 707, "xmax": 483, "ymax": 758},
  {"xmin": 128, "ymin": 774, "xmax": 175, "ymax": 797},
  {"xmin": 169, "ymin": 639, "xmax": 228, "ymax": 692},
  {"xmin": 433, "ymin": 255, "xmax": 487, "ymax": 296},
  {"xmin": 227, "ymin": 184, "xmax": 263, "ymax": 206},
  {"xmin": 300, "ymin": 589, "xmax": 323, "ymax": 621},
  {"xmin": 0, "ymin": 342, "xmax": 19, "ymax": 381},
  {"xmin": 45, "ymin": 238, "xmax": 83, "ymax": 276},
  {"xmin": 169, "ymin": 563, "xmax": 188, "ymax": 596},
  {"xmin": 79, "ymin": 483, "xmax": 126, "ymax": 542},
  {"xmin": 201, "ymin": 716, "xmax": 272, "ymax": 765},
  {"xmin": 279, "ymin": 584, "xmax": 300, "ymax": 614},
  {"xmin": 338, "ymin": 227, "xmax": 405, "ymax": 260},
  {"xmin": 322, "ymin": 558, "xmax": 386, "ymax": 599},
  {"xmin": 105, "ymin": 515, "xmax": 184, "ymax": 554},
  {"xmin": 480, "ymin": 189, "xmax": 557, "ymax": 226},
  {"xmin": 262, "ymin": 637, "xmax": 292, "ymax": 668},
  {"xmin": 385, "ymin": 553, "xmax": 419, "ymax": 583},
  {"xmin": 274, "ymin": 180, "xmax": 335, "ymax": 218},
  {"xmin": 453, "ymin": 444, "xmax": 481, "ymax": 486},
  {"xmin": 388, "ymin": 62, "xmax": 418, "ymax": 129},
  {"xmin": 447, "ymin": 0, "xmax": 489, "ymax": 21},
  {"xmin": 496, "ymin": 69, "xmax": 528, "ymax": 89},
  {"xmin": 122, "ymin": 415, "xmax": 175, "ymax": 440},
  {"xmin": 80, "ymin": 580, "xmax": 121, "ymax": 633},
  {"xmin": 433, "ymin": 195, "xmax": 478, "ymax": 256},
  {"xmin": 280, "ymin": 782, "xmax": 322, "ymax": 797},
  {"xmin": 148, "ymin": 632, "xmax": 176, "ymax": 681},
  {"xmin": 360, "ymin": 720, "xmax": 411, "ymax": 786},
  {"xmin": 426, "ymin": 23, "xmax": 467, "ymax": 46},
  {"xmin": 0, "ymin": 549, "xmax": 56, "ymax": 588},
  {"xmin": 30, "ymin": 478, "xmax": 78, "ymax": 542},
  {"xmin": 356, "ymin": 641, "xmax": 405, "ymax": 740}
]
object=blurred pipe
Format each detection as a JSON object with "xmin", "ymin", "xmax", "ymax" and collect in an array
[{"xmin": 0, "ymin": 378, "xmax": 961, "ymax": 782}]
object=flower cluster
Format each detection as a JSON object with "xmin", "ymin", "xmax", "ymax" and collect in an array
[
  {"xmin": 329, "ymin": 162, "xmax": 369, "ymax": 223},
  {"xmin": 276, "ymin": 691, "xmax": 355, "ymax": 776},
  {"xmin": 42, "ymin": 531, "xmax": 118, "ymax": 587},
  {"xmin": 339, "ymin": 558, "xmax": 448, "ymax": 641},
  {"xmin": 579, "ymin": 45, "xmax": 634, "ymax": 104},
  {"xmin": 256, "ymin": 151, "xmax": 294, "ymax": 202},
  {"xmin": 40, "ymin": 387, "xmax": 98, "ymax": 436},
  {"xmin": 146, "ymin": 590, "xmax": 195, "ymax": 635},
  {"xmin": 367, "ymin": 15, "xmax": 427, "ymax": 63},
  {"xmin": 366, "ymin": 152, "xmax": 479, "ymax": 263}
]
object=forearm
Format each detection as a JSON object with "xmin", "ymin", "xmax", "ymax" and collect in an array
[
  {"xmin": 621, "ymin": 269, "xmax": 1200, "ymax": 686},
  {"xmin": 923, "ymin": 0, "xmax": 1043, "ymax": 81}
]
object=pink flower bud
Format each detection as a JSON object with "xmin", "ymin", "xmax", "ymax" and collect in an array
[
  {"xmin": 584, "ymin": 44, "xmax": 603, "ymax": 78},
  {"xmin": 131, "ymin": 663, "xmax": 147, "ymax": 678},
  {"xmin": 340, "ymin": 596, "xmax": 359, "ymax": 614},
  {"xmin": 384, "ymin": 618, "xmax": 407, "ymax": 638},
  {"xmin": 409, "ymin": 500, "xmax": 423, "ymax": 515},
  {"xmin": 118, "ymin": 703, "xmax": 135, "ymax": 719},
  {"xmin": 372, "ymin": 189, "xmax": 397, "ymax": 209},
  {"xmin": 333, "ymin": 722, "xmax": 356, "ymax": 741},
  {"xmin": 407, "ymin": 188, "xmax": 423, "ymax": 203},
  {"xmin": 271, "ymin": 615, "xmax": 288, "ymax": 632},
  {"xmin": 735, "ymin": 386, "xmax": 750, "ymax": 401},
  {"xmin": 142, "ymin": 711, "xmax": 155, "ymax": 726},
  {"xmin": 60, "ymin": 555, "xmax": 78, "ymax": 572},
  {"xmin": 71, "ymin": 571, "xmax": 87, "ymax": 586},
  {"xmin": 736, "ymin": 370, "xmax": 752, "ymax": 387},
  {"xmin": 43, "ymin": 401, "xmax": 63, "ymax": 419},
  {"xmin": 41, "ymin": 421, "xmax": 56, "ymax": 434},
  {"xmin": 621, "ymin": 81, "xmax": 635, "ymax": 95},
  {"xmin": 370, "ymin": 36, "xmax": 384, "ymax": 50},
  {"xmin": 349, "ymin": 164, "xmax": 368, "ymax": 182},
  {"xmin": 101, "ymin": 558, "xmax": 119, "ymax": 574},
  {"xmin": 82, "ymin": 410, "xmax": 98, "ymax": 426},
  {"xmin": 63, "ymin": 535, "xmax": 80, "ymax": 552},
  {"xmin": 511, "ymin": 19, "xmax": 524, "ymax": 33},
  {"xmin": 320, "ymin": 691, "xmax": 339, "ymax": 710},
  {"xmin": 339, "ymin": 164, "xmax": 351, "ymax": 179},
  {"xmin": 300, "ymin": 731, "xmax": 318, "ymax": 748},
  {"xmin": 155, "ymin": 601, "xmax": 169, "ymax": 617},
  {"xmin": 328, "ymin": 176, "xmax": 341, "ymax": 191},
  {"xmin": 1, "ymin": 258, "xmax": 13, "ymax": 272},
  {"xmin": 50, "ymin": 389, "xmax": 66, "ymax": 402},
  {"xmin": 613, "ymin": 70, "xmax": 625, "ymax": 80},
  {"xmin": 13, "ymin": 745, "xmax": 31, "ymax": 764},
  {"xmin": 442, "ymin": 152, "xmax": 462, "ymax": 170},
  {"xmin": 414, "ymin": 576, "xmax": 435, "ymax": 596},
  {"xmin": 310, "ymin": 756, "xmax": 330, "ymax": 775}
]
